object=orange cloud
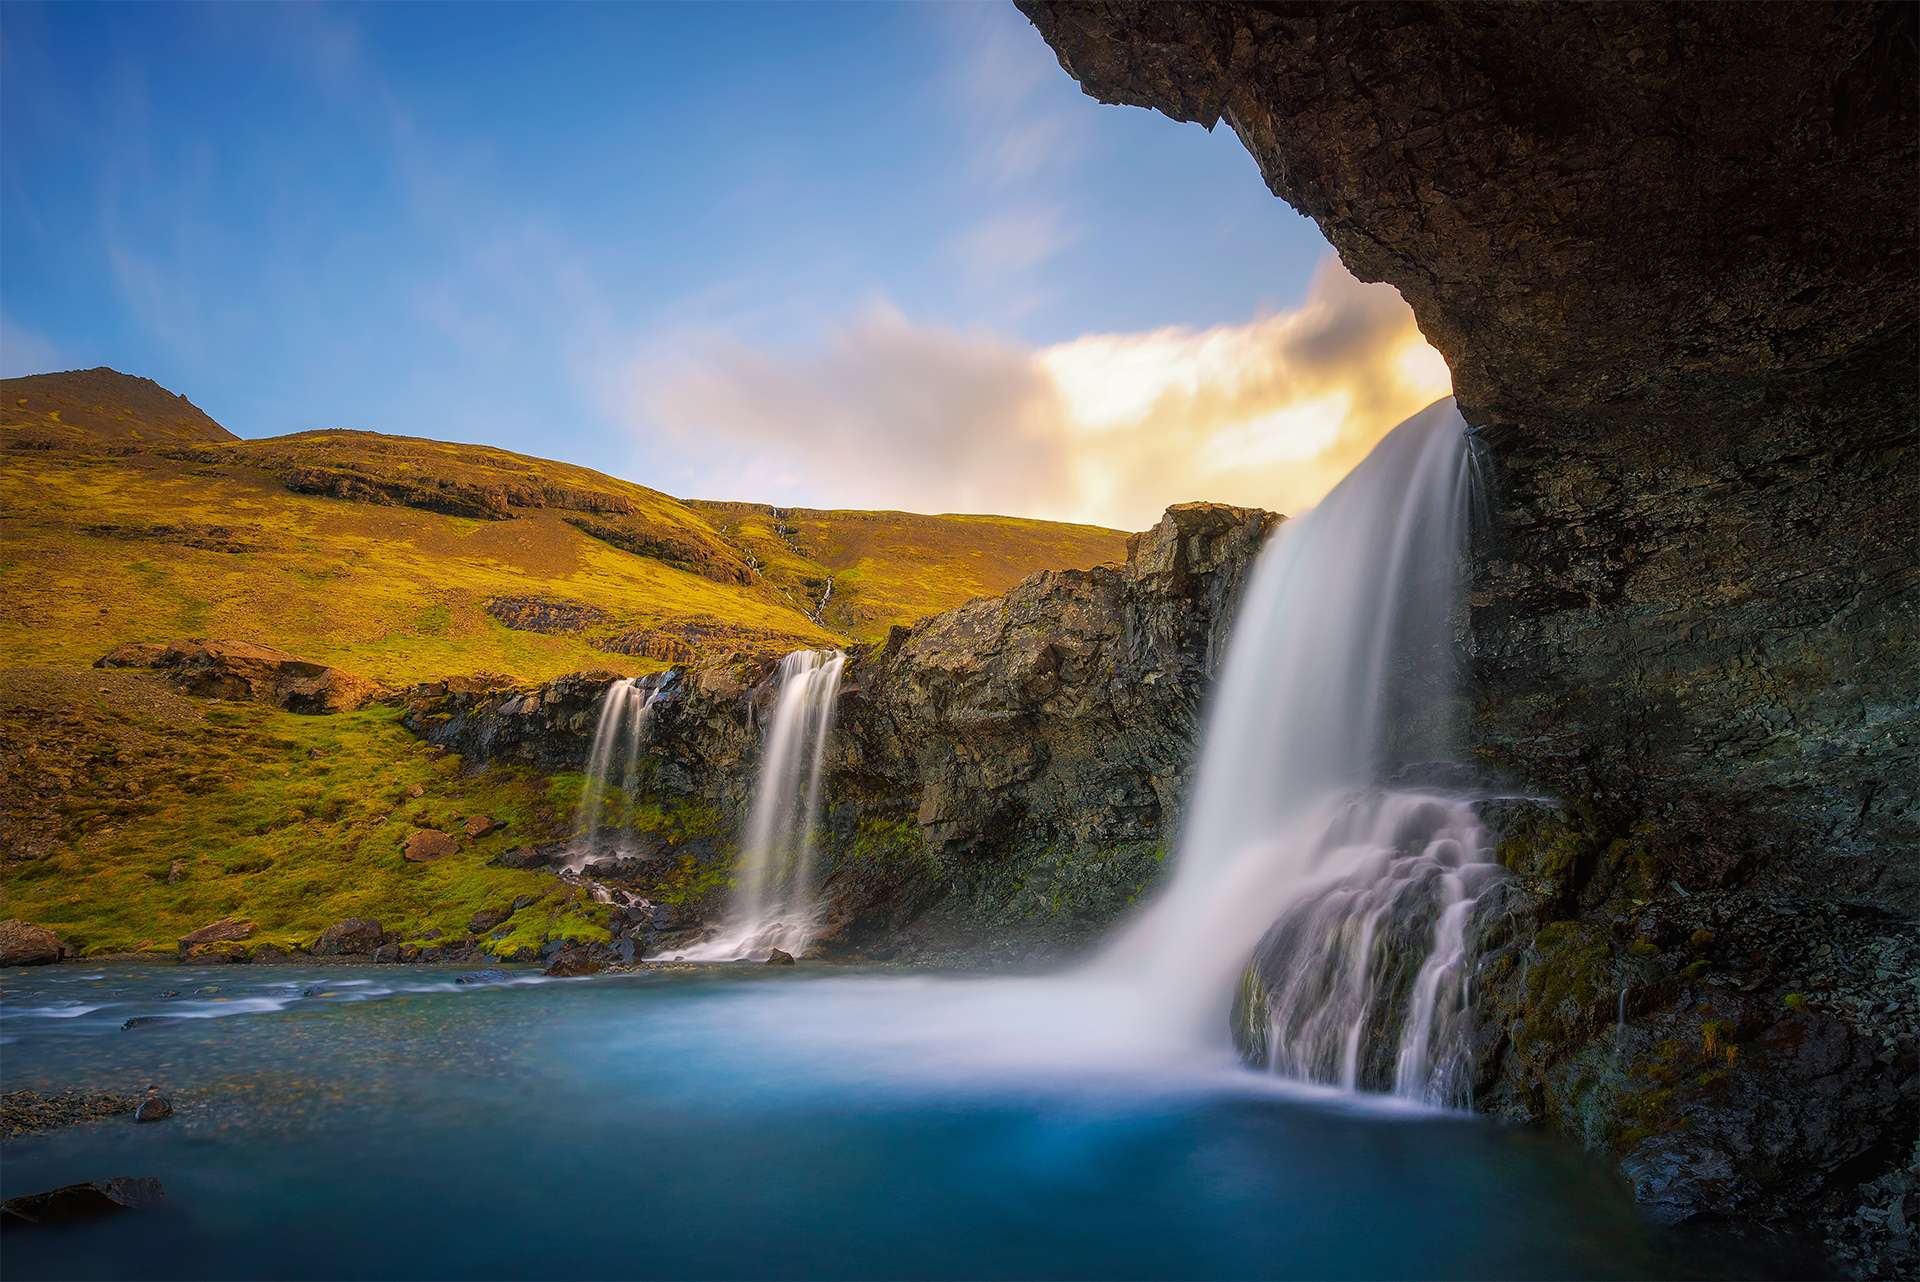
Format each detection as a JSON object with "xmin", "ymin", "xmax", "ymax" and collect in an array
[{"xmin": 633, "ymin": 257, "xmax": 1452, "ymax": 531}]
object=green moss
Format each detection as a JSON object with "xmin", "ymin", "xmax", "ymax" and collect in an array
[
  {"xmin": 1, "ymin": 697, "xmax": 576, "ymax": 954},
  {"xmin": 847, "ymin": 818, "xmax": 926, "ymax": 868},
  {"xmin": 1523, "ymin": 920, "xmax": 1613, "ymax": 1050},
  {"xmin": 1783, "ymin": 991, "xmax": 1808, "ymax": 1011}
]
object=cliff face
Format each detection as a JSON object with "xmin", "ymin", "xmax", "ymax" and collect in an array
[
  {"xmin": 1017, "ymin": 2, "xmax": 1916, "ymax": 1270},
  {"xmin": 409, "ymin": 502, "xmax": 1276, "ymax": 960}
]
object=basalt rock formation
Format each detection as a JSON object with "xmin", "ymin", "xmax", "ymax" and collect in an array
[
  {"xmin": 1017, "ymin": 2, "xmax": 1917, "ymax": 1271},
  {"xmin": 95, "ymin": 639, "xmax": 378, "ymax": 714}
]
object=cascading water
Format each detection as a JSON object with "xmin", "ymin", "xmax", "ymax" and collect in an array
[
  {"xmin": 680, "ymin": 649, "xmax": 846, "ymax": 960},
  {"xmin": 567, "ymin": 676, "xmax": 664, "ymax": 869},
  {"xmin": 1086, "ymin": 396, "xmax": 1498, "ymax": 1106}
]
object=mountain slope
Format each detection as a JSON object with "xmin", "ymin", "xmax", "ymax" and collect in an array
[
  {"xmin": 0, "ymin": 370, "xmax": 1127, "ymax": 684},
  {"xmin": 3, "ymin": 367, "xmax": 236, "ymax": 445}
]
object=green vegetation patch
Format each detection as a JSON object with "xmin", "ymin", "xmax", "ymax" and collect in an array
[{"xmin": 1, "ymin": 670, "xmax": 576, "ymax": 955}]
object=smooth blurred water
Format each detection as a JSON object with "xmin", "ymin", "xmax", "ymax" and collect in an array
[{"xmin": 0, "ymin": 964, "xmax": 1791, "ymax": 1281}]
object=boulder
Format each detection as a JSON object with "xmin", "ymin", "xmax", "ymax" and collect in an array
[
  {"xmin": 543, "ymin": 948, "xmax": 606, "ymax": 978},
  {"xmin": 0, "ymin": 920, "xmax": 66, "ymax": 967},
  {"xmin": 312, "ymin": 918, "xmax": 385, "ymax": 956},
  {"xmin": 463, "ymin": 814, "xmax": 504, "ymax": 838},
  {"xmin": 489, "ymin": 845, "xmax": 550, "ymax": 871},
  {"xmin": 177, "ymin": 917, "xmax": 253, "ymax": 948},
  {"xmin": 402, "ymin": 829, "xmax": 458, "ymax": 863},
  {"xmin": 765, "ymin": 949, "xmax": 796, "ymax": 966},
  {"xmin": 406, "ymin": 783, "xmax": 426, "ymax": 799},
  {"xmin": 133, "ymin": 1088, "xmax": 172, "ymax": 1124},
  {"xmin": 1, "ymin": 1178, "xmax": 166, "ymax": 1227}
]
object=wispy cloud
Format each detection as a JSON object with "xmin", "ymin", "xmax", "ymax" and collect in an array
[
  {"xmin": 628, "ymin": 257, "xmax": 1454, "ymax": 529},
  {"xmin": 937, "ymin": 4, "xmax": 1087, "ymax": 312},
  {"xmin": 950, "ymin": 205, "xmax": 1076, "ymax": 280}
]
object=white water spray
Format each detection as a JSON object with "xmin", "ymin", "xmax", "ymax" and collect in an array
[
  {"xmin": 1087, "ymin": 397, "xmax": 1497, "ymax": 1106},
  {"xmin": 682, "ymin": 649, "xmax": 846, "ymax": 960},
  {"xmin": 569, "ymin": 677, "xmax": 663, "ymax": 868}
]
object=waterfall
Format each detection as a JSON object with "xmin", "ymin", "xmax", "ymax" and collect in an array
[
  {"xmin": 681, "ymin": 649, "xmax": 846, "ymax": 960},
  {"xmin": 569, "ymin": 676, "xmax": 663, "ymax": 867},
  {"xmin": 1088, "ymin": 397, "xmax": 1498, "ymax": 1106}
]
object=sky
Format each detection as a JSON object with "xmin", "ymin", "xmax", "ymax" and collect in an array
[{"xmin": 0, "ymin": 1, "xmax": 1451, "ymax": 530}]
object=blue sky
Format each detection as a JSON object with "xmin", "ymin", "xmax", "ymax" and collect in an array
[{"xmin": 1, "ymin": 2, "xmax": 1445, "ymax": 526}]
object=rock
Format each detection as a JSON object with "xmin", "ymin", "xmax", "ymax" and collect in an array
[
  {"xmin": 166, "ymin": 859, "xmax": 187, "ymax": 884},
  {"xmin": 176, "ymin": 917, "xmax": 254, "ymax": 948},
  {"xmin": 1, "ymin": 1090, "xmax": 134, "ymax": 1139},
  {"xmin": 490, "ymin": 845, "xmax": 550, "ymax": 870},
  {"xmin": 311, "ymin": 918, "xmax": 385, "ymax": 956},
  {"xmin": 543, "ymin": 948, "xmax": 606, "ymax": 978},
  {"xmin": 1, "ymin": 1177, "xmax": 165, "ymax": 1226},
  {"xmin": 510, "ymin": 894, "xmax": 539, "ymax": 911},
  {"xmin": 370, "ymin": 942, "xmax": 401, "ymax": 964},
  {"xmin": 402, "ymin": 829, "xmax": 458, "ymax": 862},
  {"xmin": 406, "ymin": 783, "xmax": 425, "ymax": 799},
  {"xmin": 133, "ymin": 1087, "xmax": 172, "ymax": 1124},
  {"xmin": 0, "ymin": 919, "xmax": 67, "ymax": 967},
  {"xmin": 468, "ymin": 907, "xmax": 511, "ymax": 934},
  {"xmin": 93, "ymin": 638, "xmax": 377, "ymax": 713},
  {"xmin": 120, "ymin": 1016, "xmax": 179, "ymax": 1031},
  {"xmin": 454, "ymin": 970, "xmax": 510, "ymax": 985},
  {"xmin": 462, "ymin": 814, "xmax": 504, "ymax": 838},
  {"xmin": 765, "ymin": 949, "xmax": 796, "ymax": 966}
]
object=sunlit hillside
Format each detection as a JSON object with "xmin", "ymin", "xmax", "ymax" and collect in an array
[{"xmin": 0, "ymin": 369, "xmax": 1129, "ymax": 686}]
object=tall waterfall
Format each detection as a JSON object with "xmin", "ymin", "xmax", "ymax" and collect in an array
[
  {"xmin": 568, "ymin": 676, "xmax": 662, "ymax": 867},
  {"xmin": 683, "ymin": 649, "xmax": 846, "ymax": 960},
  {"xmin": 1089, "ymin": 397, "xmax": 1497, "ymax": 1106}
]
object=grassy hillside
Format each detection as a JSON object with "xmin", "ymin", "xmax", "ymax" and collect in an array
[
  {"xmin": 0, "ymin": 368, "xmax": 1127, "ymax": 954},
  {"xmin": 692, "ymin": 502, "xmax": 1130, "ymax": 637}
]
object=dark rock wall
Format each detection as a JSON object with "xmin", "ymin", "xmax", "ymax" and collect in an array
[{"xmin": 1016, "ymin": 2, "xmax": 1916, "ymax": 1269}]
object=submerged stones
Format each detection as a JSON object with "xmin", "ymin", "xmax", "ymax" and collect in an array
[
  {"xmin": 0, "ymin": 1090, "xmax": 134, "ymax": 1138},
  {"xmin": 1, "ymin": 1177, "xmax": 166, "ymax": 1227},
  {"xmin": 133, "ymin": 1087, "xmax": 173, "ymax": 1124},
  {"xmin": 0, "ymin": 919, "xmax": 67, "ymax": 967}
]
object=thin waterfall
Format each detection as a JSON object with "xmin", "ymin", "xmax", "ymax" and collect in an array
[
  {"xmin": 568, "ymin": 676, "xmax": 663, "ymax": 869},
  {"xmin": 1085, "ymin": 397, "xmax": 1498, "ymax": 1107},
  {"xmin": 679, "ymin": 649, "xmax": 846, "ymax": 961}
]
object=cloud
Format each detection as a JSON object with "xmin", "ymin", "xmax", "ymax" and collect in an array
[
  {"xmin": 950, "ymin": 205, "xmax": 1076, "ymax": 280},
  {"xmin": 628, "ymin": 257, "xmax": 1454, "ymax": 530}
]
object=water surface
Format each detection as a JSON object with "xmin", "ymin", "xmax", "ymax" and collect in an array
[{"xmin": 2, "ymin": 964, "xmax": 1779, "ymax": 1280}]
